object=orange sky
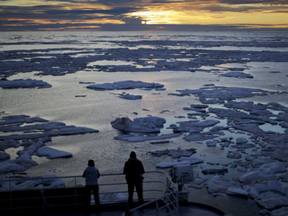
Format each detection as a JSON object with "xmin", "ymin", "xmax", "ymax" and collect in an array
[{"xmin": 0, "ymin": 0, "xmax": 288, "ymax": 31}]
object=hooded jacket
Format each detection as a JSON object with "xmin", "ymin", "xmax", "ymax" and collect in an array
[
  {"xmin": 83, "ymin": 166, "xmax": 100, "ymax": 186},
  {"xmin": 123, "ymin": 157, "xmax": 145, "ymax": 181}
]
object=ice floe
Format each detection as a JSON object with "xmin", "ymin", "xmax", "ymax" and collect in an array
[
  {"xmin": 36, "ymin": 146, "xmax": 73, "ymax": 159},
  {"xmin": 149, "ymin": 147, "xmax": 196, "ymax": 158},
  {"xmin": 0, "ymin": 137, "xmax": 49, "ymax": 173},
  {"xmin": 221, "ymin": 71, "xmax": 253, "ymax": 78},
  {"xmin": 206, "ymin": 141, "xmax": 217, "ymax": 147},
  {"xmin": 114, "ymin": 133, "xmax": 181, "ymax": 142},
  {"xmin": 201, "ymin": 166, "xmax": 228, "ymax": 175},
  {"xmin": 111, "ymin": 116, "xmax": 166, "ymax": 133},
  {"xmin": 170, "ymin": 85, "xmax": 279, "ymax": 104},
  {"xmin": 87, "ymin": 80, "xmax": 164, "ymax": 91},
  {"xmin": 172, "ymin": 120, "xmax": 220, "ymax": 133},
  {"xmin": 207, "ymin": 175, "xmax": 243, "ymax": 194},
  {"xmin": 118, "ymin": 93, "xmax": 142, "ymax": 100},
  {"xmin": 156, "ymin": 157, "xmax": 203, "ymax": 169},
  {"xmin": 0, "ymin": 114, "xmax": 99, "ymax": 173},
  {"xmin": 0, "ymin": 79, "xmax": 52, "ymax": 89},
  {"xmin": 244, "ymin": 181, "xmax": 288, "ymax": 210},
  {"xmin": 0, "ymin": 174, "xmax": 65, "ymax": 191},
  {"xmin": 0, "ymin": 115, "xmax": 99, "ymax": 140},
  {"xmin": 187, "ymin": 171, "xmax": 208, "ymax": 189}
]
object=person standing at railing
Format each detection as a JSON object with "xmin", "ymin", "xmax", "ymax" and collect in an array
[
  {"xmin": 83, "ymin": 159, "xmax": 101, "ymax": 211},
  {"xmin": 123, "ymin": 151, "xmax": 145, "ymax": 208}
]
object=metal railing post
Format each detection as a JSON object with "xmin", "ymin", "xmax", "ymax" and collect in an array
[
  {"xmin": 9, "ymin": 179, "xmax": 12, "ymax": 210},
  {"xmin": 176, "ymin": 190, "xmax": 179, "ymax": 216},
  {"xmin": 156, "ymin": 199, "xmax": 159, "ymax": 216},
  {"xmin": 42, "ymin": 177, "xmax": 46, "ymax": 212},
  {"xmin": 74, "ymin": 176, "xmax": 78, "ymax": 205}
]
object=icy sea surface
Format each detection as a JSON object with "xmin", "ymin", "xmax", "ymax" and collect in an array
[{"xmin": 1, "ymin": 31, "xmax": 288, "ymax": 216}]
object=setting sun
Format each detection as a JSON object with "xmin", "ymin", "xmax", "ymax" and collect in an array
[
  {"xmin": 0, "ymin": 0, "xmax": 287, "ymax": 31},
  {"xmin": 127, "ymin": 10, "xmax": 182, "ymax": 24}
]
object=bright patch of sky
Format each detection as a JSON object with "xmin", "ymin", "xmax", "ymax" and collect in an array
[{"xmin": 0, "ymin": 0, "xmax": 287, "ymax": 31}]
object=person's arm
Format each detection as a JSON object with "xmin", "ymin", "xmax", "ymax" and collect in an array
[
  {"xmin": 140, "ymin": 161, "xmax": 145, "ymax": 174},
  {"xmin": 82, "ymin": 170, "xmax": 86, "ymax": 178},
  {"xmin": 123, "ymin": 162, "xmax": 127, "ymax": 175}
]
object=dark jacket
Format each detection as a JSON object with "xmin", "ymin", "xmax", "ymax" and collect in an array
[
  {"xmin": 82, "ymin": 166, "xmax": 100, "ymax": 186},
  {"xmin": 123, "ymin": 157, "xmax": 145, "ymax": 182}
]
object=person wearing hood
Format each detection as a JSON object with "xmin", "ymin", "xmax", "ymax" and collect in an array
[
  {"xmin": 83, "ymin": 159, "xmax": 100, "ymax": 209},
  {"xmin": 123, "ymin": 151, "xmax": 145, "ymax": 207}
]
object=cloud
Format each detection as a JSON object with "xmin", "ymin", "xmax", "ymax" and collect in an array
[
  {"xmin": 0, "ymin": 5, "xmax": 138, "ymax": 20},
  {"xmin": 218, "ymin": 0, "xmax": 288, "ymax": 4},
  {"xmin": 1, "ymin": 0, "xmax": 288, "ymax": 31}
]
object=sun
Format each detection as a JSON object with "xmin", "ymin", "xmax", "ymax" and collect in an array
[{"xmin": 126, "ymin": 10, "xmax": 181, "ymax": 24}]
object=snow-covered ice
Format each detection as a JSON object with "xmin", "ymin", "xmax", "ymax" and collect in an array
[
  {"xmin": 0, "ymin": 114, "xmax": 98, "ymax": 173},
  {"xmin": 0, "ymin": 174, "xmax": 65, "ymax": 191},
  {"xmin": 111, "ymin": 116, "xmax": 166, "ymax": 133},
  {"xmin": 118, "ymin": 93, "xmax": 142, "ymax": 100},
  {"xmin": 0, "ymin": 79, "xmax": 52, "ymax": 89},
  {"xmin": 36, "ymin": 146, "xmax": 73, "ymax": 159},
  {"xmin": 149, "ymin": 147, "xmax": 197, "ymax": 158},
  {"xmin": 87, "ymin": 80, "xmax": 164, "ymax": 90},
  {"xmin": 221, "ymin": 71, "xmax": 254, "ymax": 78}
]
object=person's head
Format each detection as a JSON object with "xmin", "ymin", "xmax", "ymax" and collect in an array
[
  {"xmin": 130, "ymin": 151, "xmax": 136, "ymax": 158},
  {"xmin": 88, "ymin": 159, "xmax": 95, "ymax": 167}
]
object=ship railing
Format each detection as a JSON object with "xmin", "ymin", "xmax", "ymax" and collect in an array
[{"xmin": 0, "ymin": 171, "xmax": 179, "ymax": 215}]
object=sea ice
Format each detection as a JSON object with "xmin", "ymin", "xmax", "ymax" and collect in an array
[
  {"xmin": 111, "ymin": 116, "xmax": 166, "ymax": 133},
  {"xmin": 221, "ymin": 72, "xmax": 253, "ymax": 78},
  {"xmin": 244, "ymin": 181, "xmax": 288, "ymax": 210},
  {"xmin": 118, "ymin": 93, "xmax": 142, "ymax": 100},
  {"xmin": 149, "ymin": 148, "xmax": 197, "ymax": 158},
  {"xmin": 258, "ymin": 161, "xmax": 287, "ymax": 175},
  {"xmin": 236, "ymin": 137, "xmax": 248, "ymax": 144},
  {"xmin": 0, "ymin": 115, "xmax": 48, "ymax": 126},
  {"xmin": 206, "ymin": 141, "xmax": 217, "ymax": 147},
  {"xmin": 271, "ymin": 207, "xmax": 288, "ymax": 216},
  {"xmin": 150, "ymin": 140, "xmax": 170, "ymax": 144},
  {"xmin": 0, "ymin": 174, "xmax": 65, "ymax": 191},
  {"xmin": 177, "ymin": 157, "xmax": 204, "ymax": 164},
  {"xmin": 87, "ymin": 80, "xmax": 164, "ymax": 90},
  {"xmin": 0, "ymin": 138, "xmax": 50, "ymax": 173},
  {"xmin": 0, "ymin": 79, "xmax": 52, "ymax": 89},
  {"xmin": 114, "ymin": 133, "xmax": 181, "ymax": 142},
  {"xmin": 239, "ymin": 171, "xmax": 278, "ymax": 184},
  {"xmin": 36, "ymin": 146, "xmax": 73, "ymax": 159},
  {"xmin": 0, "ymin": 114, "xmax": 99, "ymax": 173},
  {"xmin": 201, "ymin": 166, "xmax": 228, "ymax": 175},
  {"xmin": 207, "ymin": 175, "xmax": 242, "ymax": 194},
  {"xmin": 187, "ymin": 176, "xmax": 208, "ymax": 189},
  {"xmin": 227, "ymin": 151, "xmax": 242, "ymax": 159},
  {"xmin": 0, "ymin": 152, "xmax": 10, "ymax": 161},
  {"xmin": 156, "ymin": 161, "xmax": 194, "ymax": 168},
  {"xmin": 226, "ymin": 187, "xmax": 249, "ymax": 196},
  {"xmin": 172, "ymin": 120, "xmax": 220, "ymax": 133},
  {"xmin": 0, "ymin": 139, "xmax": 19, "ymax": 151},
  {"xmin": 172, "ymin": 86, "xmax": 273, "ymax": 104},
  {"xmin": 183, "ymin": 133, "xmax": 218, "ymax": 142}
]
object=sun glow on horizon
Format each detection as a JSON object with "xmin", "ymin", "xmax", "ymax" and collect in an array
[
  {"xmin": 127, "ymin": 10, "xmax": 181, "ymax": 24},
  {"xmin": 0, "ymin": 0, "xmax": 288, "ymax": 31}
]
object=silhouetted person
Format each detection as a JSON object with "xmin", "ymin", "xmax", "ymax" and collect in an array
[
  {"xmin": 123, "ymin": 151, "xmax": 145, "ymax": 207},
  {"xmin": 83, "ymin": 159, "xmax": 100, "ymax": 210}
]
